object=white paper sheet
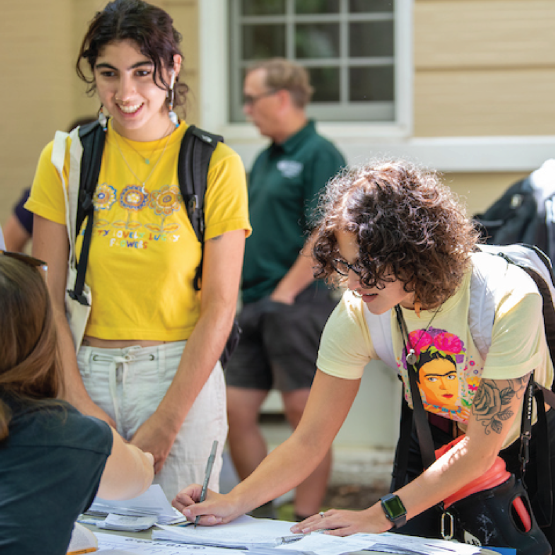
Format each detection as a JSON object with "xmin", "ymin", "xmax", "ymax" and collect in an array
[
  {"xmin": 95, "ymin": 532, "xmax": 246, "ymax": 554},
  {"xmin": 153, "ymin": 515, "xmax": 295, "ymax": 548},
  {"xmin": 353, "ymin": 532, "xmax": 485, "ymax": 555},
  {"xmin": 88, "ymin": 484, "xmax": 185, "ymax": 525}
]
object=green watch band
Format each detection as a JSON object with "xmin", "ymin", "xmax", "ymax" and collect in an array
[{"xmin": 380, "ymin": 493, "xmax": 407, "ymax": 529}]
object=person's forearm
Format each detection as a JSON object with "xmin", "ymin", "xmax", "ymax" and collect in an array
[
  {"xmin": 228, "ymin": 425, "xmax": 329, "ymax": 516},
  {"xmin": 98, "ymin": 428, "xmax": 154, "ymax": 500},
  {"xmin": 53, "ymin": 305, "xmax": 93, "ymax": 405},
  {"xmin": 271, "ymin": 239, "xmax": 317, "ymax": 304},
  {"xmin": 154, "ymin": 302, "xmax": 235, "ymax": 433},
  {"xmin": 52, "ymin": 304, "xmax": 117, "ymax": 426},
  {"xmin": 392, "ymin": 435, "xmax": 498, "ymax": 522}
]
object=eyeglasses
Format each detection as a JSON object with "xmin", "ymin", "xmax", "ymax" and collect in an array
[
  {"xmin": 0, "ymin": 251, "xmax": 48, "ymax": 280},
  {"xmin": 332, "ymin": 258, "xmax": 363, "ymax": 277},
  {"xmin": 243, "ymin": 89, "xmax": 278, "ymax": 106}
]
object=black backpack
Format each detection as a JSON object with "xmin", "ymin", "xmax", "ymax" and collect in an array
[
  {"xmin": 68, "ymin": 120, "xmax": 240, "ymax": 367},
  {"xmin": 474, "ymin": 166, "xmax": 555, "ymax": 264}
]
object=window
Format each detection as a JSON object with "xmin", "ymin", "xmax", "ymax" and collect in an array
[{"xmin": 229, "ymin": 0, "xmax": 397, "ymax": 123}]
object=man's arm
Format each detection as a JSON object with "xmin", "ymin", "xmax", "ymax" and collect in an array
[{"xmin": 270, "ymin": 235, "xmax": 316, "ymax": 304}]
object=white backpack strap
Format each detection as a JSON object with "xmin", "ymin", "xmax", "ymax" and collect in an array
[
  {"xmin": 469, "ymin": 252, "xmax": 497, "ymax": 358},
  {"xmin": 363, "ymin": 305, "xmax": 397, "ymax": 370},
  {"xmin": 51, "ymin": 128, "xmax": 84, "ymax": 268},
  {"xmin": 51, "ymin": 131, "xmax": 73, "ymax": 262},
  {"xmin": 68, "ymin": 126, "xmax": 84, "ymax": 246}
]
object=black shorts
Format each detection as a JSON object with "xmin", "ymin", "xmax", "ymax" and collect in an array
[{"xmin": 225, "ymin": 285, "xmax": 337, "ymax": 392}]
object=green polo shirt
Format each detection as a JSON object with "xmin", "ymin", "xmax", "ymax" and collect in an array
[{"xmin": 242, "ymin": 120, "xmax": 345, "ymax": 303}]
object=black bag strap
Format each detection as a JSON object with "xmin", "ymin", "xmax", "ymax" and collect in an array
[
  {"xmin": 69, "ymin": 122, "xmax": 222, "ymax": 301},
  {"xmin": 392, "ymin": 394, "xmax": 415, "ymax": 491},
  {"xmin": 519, "ymin": 379, "xmax": 553, "ymax": 527},
  {"xmin": 177, "ymin": 125, "xmax": 223, "ymax": 291},
  {"xmin": 67, "ymin": 121, "xmax": 105, "ymax": 306},
  {"xmin": 394, "ymin": 305, "xmax": 436, "ymax": 469}
]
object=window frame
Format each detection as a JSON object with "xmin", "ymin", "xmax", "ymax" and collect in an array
[
  {"xmin": 228, "ymin": 1, "xmax": 402, "ymax": 124},
  {"xmin": 199, "ymin": 0, "xmax": 413, "ymax": 140}
]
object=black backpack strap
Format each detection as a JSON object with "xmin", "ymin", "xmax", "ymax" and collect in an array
[
  {"xmin": 67, "ymin": 121, "xmax": 105, "ymax": 306},
  {"xmin": 394, "ymin": 306, "xmax": 436, "ymax": 469},
  {"xmin": 392, "ymin": 394, "xmax": 415, "ymax": 491},
  {"xmin": 519, "ymin": 380, "xmax": 554, "ymax": 527},
  {"xmin": 177, "ymin": 125, "xmax": 223, "ymax": 291}
]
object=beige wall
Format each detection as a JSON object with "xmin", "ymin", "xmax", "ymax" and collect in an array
[
  {"xmin": 0, "ymin": 0, "xmax": 199, "ymax": 228},
  {"xmin": 414, "ymin": 0, "xmax": 555, "ymax": 137},
  {"xmin": 1, "ymin": 0, "xmax": 552, "ymax": 236}
]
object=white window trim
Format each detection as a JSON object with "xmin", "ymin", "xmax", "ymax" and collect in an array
[
  {"xmin": 199, "ymin": 0, "xmax": 412, "ymax": 135},
  {"xmin": 199, "ymin": 1, "xmax": 555, "ymax": 173}
]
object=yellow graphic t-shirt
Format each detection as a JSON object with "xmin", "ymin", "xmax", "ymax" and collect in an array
[
  {"xmin": 27, "ymin": 122, "xmax": 251, "ymax": 341},
  {"xmin": 317, "ymin": 258, "xmax": 554, "ymax": 448}
]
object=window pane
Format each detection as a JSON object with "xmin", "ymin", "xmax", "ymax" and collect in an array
[
  {"xmin": 296, "ymin": 24, "xmax": 340, "ymax": 58},
  {"xmin": 242, "ymin": 0, "xmax": 285, "ymax": 15},
  {"xmin": 349, "ymin": 0, "xmax": 394, "ymax": 13},
  {"xmin": 349, "ymin": 21, "xmax": 394, "ymax": 57},
  {"xmin": 295, "ymin": 0, "xmax": 339, "ymax": 14},
  {"xmin": 309, "ymin": 67, "xmax": 340, "ymax": 102},
  {"xmin": 350, "ymin": 66, "xmax": 394, "ymax": 101},
  {"xmin": 242, "ymin": 24, "xmax": 286, "ymax": 59}
]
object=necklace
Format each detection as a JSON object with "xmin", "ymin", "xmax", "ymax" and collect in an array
[
  {"xmin": 113, "ymin": 124, "xmax": 174, "ymax": 194},
  {"xmin": 395, "ymin": 304, "xmax": 441, "ymax": 366},
  {"xmin": 119, "ymin": 134, "xmax": 160, "ymax": 165}
]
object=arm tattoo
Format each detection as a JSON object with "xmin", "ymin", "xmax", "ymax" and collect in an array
[
  {"xmin": 208, "ymin": 235, "xmax": 223, "ymax": 242},
  {"xmin": 471, "ymin": 374, "xmax": 530, "ymax": 435}
]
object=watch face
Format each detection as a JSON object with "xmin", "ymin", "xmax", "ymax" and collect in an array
[{"xmin": 383, "ymin": 495, "xmax": 406, "ymax": 518}]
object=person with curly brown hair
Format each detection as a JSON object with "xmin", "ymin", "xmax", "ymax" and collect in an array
[{"xmin": 173, "ymin": 160, "xmax": 554, "ymax": 549}]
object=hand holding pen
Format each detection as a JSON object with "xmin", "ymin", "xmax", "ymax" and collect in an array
[{"xmin": 194, "ymin": 440, "xmax": 218, "ymax": 528}]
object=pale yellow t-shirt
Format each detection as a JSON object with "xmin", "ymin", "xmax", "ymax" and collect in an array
[
  {"xmin": 26, "ymin": 122, "xmax": 251, "ymax": 341},
  {"xmin": 317, "ymin": 259, "xmax": 554, "ymax": 447}
]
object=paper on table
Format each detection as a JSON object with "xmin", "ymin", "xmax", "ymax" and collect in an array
[
  {"xmin": 88, "ymin": 485, "xmax": 185, "ymax": 525},
  {"xmin": 95, "ymin": 531, "xmax": 245, "ymax": 554},
  {"xmin": 352, "ymin": 532, "xmax": 485, "ymax": 555},
  {"xmin": 67, "ymin": 522, "xmax": 98, "ymax": 554},
  {"xmin": 95, "ymin": 514, "xmax": 158, "ymax": 532},
  {"xmin": 275, "ymin": 531, "xmax": 375, "ymax": 555},
  {"xmin": 153, "ymin": 515, "xmax": 296, "ymax": 548}
]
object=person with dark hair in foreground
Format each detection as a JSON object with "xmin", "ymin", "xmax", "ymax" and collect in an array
[{"xmin": 0, "ymin": 252, "xmax": 154, "ymax": 555}]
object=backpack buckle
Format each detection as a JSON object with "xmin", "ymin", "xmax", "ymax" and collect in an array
[
  {"xmin": 67, "ymin": 288, "xmax": 91, "ymax": 307},
  {"xmin": 188, "ymin": 195, "xmax": 198, "ymax": 213},
  {"xmin": 441, "ymin": 510, "xmax": 455, "ymax": 540}
]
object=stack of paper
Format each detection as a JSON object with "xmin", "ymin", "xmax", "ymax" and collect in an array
[
  {"xmin": 151, "ymin": 515, "xmax": 487, "ymax": 555},
  {"xmin": 153, "ymin": 515, "xmax": 295, "ymax": 549},
  {"xmin": 87, "ymin": 484, "xmax": 186, "ymax": 528}
]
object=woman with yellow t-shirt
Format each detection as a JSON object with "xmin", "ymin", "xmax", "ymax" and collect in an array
[{"xmin": 26, "ymin": 0, "xmax": 250, "ymax": 501}]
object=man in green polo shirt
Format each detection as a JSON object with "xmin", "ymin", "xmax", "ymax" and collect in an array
[{"xmin": 226, "ymin": 58, "xmax": 346, "ymax": 522}]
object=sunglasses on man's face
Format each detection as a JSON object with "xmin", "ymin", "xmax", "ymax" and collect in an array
[{"xmin": 0, "ymin": 251, "xmax": 48, "ymax": 280}]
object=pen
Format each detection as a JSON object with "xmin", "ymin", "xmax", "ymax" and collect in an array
[{"xmin": 194, "ymin": 439, "xmax": 218, "ymax": 528}]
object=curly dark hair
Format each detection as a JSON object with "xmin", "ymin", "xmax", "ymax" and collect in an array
[
  {"xmin": 76, "ymin": 0, "xmax": 188, "ymax": 112},
  {"xmin": 312, "ymin": 160, "xmax": 480, "ymax": 308}
]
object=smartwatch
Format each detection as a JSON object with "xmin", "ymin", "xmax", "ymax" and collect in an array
[{"xmin": 380, "ymin": 494, "xmax": 407, "ymax": 529}]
